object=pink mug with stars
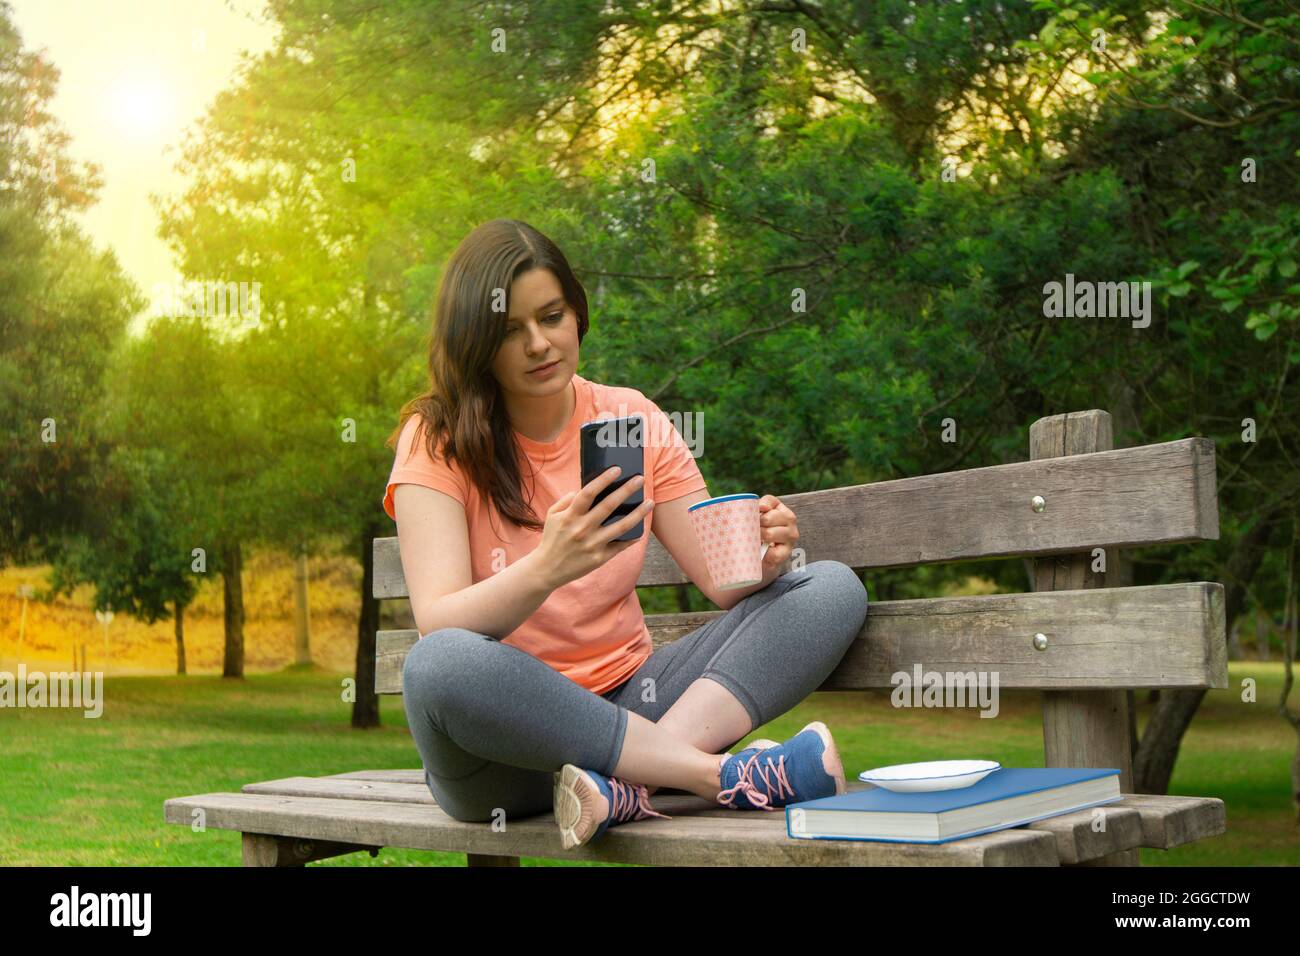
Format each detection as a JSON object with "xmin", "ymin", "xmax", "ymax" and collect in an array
[{"xmin": 688, "ymin": 493, "xmax": 771, "ymax": 591}]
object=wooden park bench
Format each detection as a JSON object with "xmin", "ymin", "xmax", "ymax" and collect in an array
[{"xmin": 164, "ymin": 409, "xmax": 1228, "ymax": 866}]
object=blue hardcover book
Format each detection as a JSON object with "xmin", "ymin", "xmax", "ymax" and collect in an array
[{"xmin": 785, "ymin": 767, "xmax": 1123, "ymax": 843}]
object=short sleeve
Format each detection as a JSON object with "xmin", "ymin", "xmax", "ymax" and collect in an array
[
  {"xmin": 383, "ymin": 415, "xmax": 470, "ymax": 520},
  {"xmin": 644, "ymin": 398, "xmax": 708, "ymax": 503}
]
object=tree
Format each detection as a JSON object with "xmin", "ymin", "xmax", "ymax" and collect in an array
[
  {"xmin": 46, "ymin": 445, "xmax": 199, "ymax": 674},
  {"xmin": 144, "ymin": 0, "xmax": 1297, "ymax": 771}
]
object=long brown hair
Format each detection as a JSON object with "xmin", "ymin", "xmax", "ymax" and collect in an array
[{"xmin": 386, "ymin": 219, "xmax": 590, "ymax": 533}]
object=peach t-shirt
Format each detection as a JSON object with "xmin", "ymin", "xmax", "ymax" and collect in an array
[{"xmin": 382, "ymin": 372, "xmax": 708, "ymax": 695}]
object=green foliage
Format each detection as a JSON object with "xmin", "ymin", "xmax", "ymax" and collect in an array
[
  {"xmin": 7, "ymin": 0, "xmax": 1299, "ymax": 669},
  {"xmin": 1, "ymin": 11, "xmax": 144, "ymax": 575}
]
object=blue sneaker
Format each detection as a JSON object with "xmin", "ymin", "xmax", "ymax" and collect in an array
[
  {"xmin": 716, "ymin": 721, "xmax": 846, "ymax": 811},
  {"xmin": 553, "ymin": 765, "xmax": 671, "ymax": 850},
  {"xmin": 721, "ymin": 737, "xmax": 779, "ymax": 765}
]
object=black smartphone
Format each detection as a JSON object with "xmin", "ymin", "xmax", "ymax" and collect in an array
[{"xmin": 579, "ymin": 415, "xmax": 646, "ymax": 542}]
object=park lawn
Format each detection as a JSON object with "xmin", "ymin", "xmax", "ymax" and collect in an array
[{"xmin": 0, "ymin": 662, "xmax": 1295, "ymax": 866}]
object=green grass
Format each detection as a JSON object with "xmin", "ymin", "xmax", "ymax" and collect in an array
[{"xmin": 1, "ymin": 663, "xmax": 1296, "ymax": 865}]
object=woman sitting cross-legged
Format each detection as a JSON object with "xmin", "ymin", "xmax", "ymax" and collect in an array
[{"xmin": 384, "ymin": 218, "xmax": 871, "ymax": 850}]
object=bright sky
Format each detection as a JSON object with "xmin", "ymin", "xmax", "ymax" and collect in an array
[{"xmin": 6, "ymin": 0, "xmax": 278, "ymax": 334}]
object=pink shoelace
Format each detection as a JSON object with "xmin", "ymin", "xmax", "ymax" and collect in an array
[
  {"xmin": 716, "ymin": 751, "xmax": 794, "ymax": 811},
  {"xmin": 607, "ymin": 777, "xmax": 672, "ymax": 823}
]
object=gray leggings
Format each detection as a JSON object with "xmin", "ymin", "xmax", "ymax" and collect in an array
[{"xmin": 401, "ymin": 559, "xmax": 870, "ymax": 822}]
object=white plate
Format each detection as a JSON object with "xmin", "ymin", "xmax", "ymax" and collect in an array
[{"xmin": 858, "ymin": 759, "xmax": 1001, "ymax": 792}]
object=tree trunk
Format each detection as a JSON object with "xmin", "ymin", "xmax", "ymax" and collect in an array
[
  {"xmin": 351, "ymin": 520, "xmax": 383, "ymax": 728},
  {"xmin": 1282, "ymin": 547, "xmax": 1298, "ymax": 822},
  {"xmin": 1227, "ymin": 615, "xmax": 1243, "ymax": 661},
  {"xmin": 222, "ymin": 540, "xmax": 245, "ymax": 679},
  {"xmin": 675, "ymin": 583, "xmax": 691, "ymax": 613},
  {"xmin": 294, "ymin": 540, "xmax": 313, "ymax": 666},
  {"xmin": 1105, "ymin": 373, "xmax": 1142, "ymax": 449},
  {"xmin": 1133, "ymin": 510, "xmax": 1278, "ymax": 793},
  {"xmin": 1256, "ymin": 606, "xmax": 1270, "ymax": 662},
  {"xmin": 174, "ymin": 600, "xmax": 186, "ymax": 676}
]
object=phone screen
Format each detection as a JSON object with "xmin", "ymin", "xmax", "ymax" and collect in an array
[{"xmin": 579, "ymin": 415, "xmax": 646, "ymax": 542}]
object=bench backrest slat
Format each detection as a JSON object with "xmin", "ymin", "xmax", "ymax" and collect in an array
[
  {"xmin": 373, "ymin": 581, "xmax": 1226, "ymax": 694},
  {"xmin": 372, "ymin": 436, "xmax": 1217, "ymax": 598}
]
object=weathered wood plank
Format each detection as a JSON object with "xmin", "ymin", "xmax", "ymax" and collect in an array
[
  {"xmin": 1115, "ymin": 794, "xmax": 1227, "ymax": 849},
  {"xmin": 164, "ymin": 792, "xmax": 1058, "ymax": 866},
  {"xmin": 326, "ymin": 769, "xmax": 426, "ymax": 784},
  {"xmin": 372, "ymin": 437, "xmax": 1217, "ymax": 598},
  {"xmin": 181, "ymin": 776, "xmax": 1226, "ymax": 859},
  {"xmin": 1032, "ymin": 410, "xmax": 1138, "ymax": 867},
  {"xmin": 1021, "ymin": 804, "xmax": 1145, "ymax": 865},
  {"xmin": 376, "ymin": 582, "xmax": 1228, "ymax": 694},
  {"xmin": 243, "ymin": 776, "xmax": 1223, "ymax": 838},
  {"xmin": 244, "ymin": 775, "xmax": 712, "ymax": 812},
  {"xmin": 243, "ymin": 776, "xmax": 435, "ymax": 804}
]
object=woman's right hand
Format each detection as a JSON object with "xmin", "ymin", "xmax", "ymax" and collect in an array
[{"xmin": 535, "ymin": 466, "xmax": 654, "ymax": 590}]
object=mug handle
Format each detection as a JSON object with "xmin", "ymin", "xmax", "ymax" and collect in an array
[{"xmin": 760, "ymin": 542, "xmax": 770, "ymax": 560}]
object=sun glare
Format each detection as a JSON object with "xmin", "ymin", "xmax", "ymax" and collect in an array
[{"xmin": 110, "ymin": 75, "xmax": 175, "ymax": 138}]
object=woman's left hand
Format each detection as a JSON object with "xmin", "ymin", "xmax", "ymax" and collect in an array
[{"xmin": 758, "ymin": 495, "xmax": 799, "ymax": 570}]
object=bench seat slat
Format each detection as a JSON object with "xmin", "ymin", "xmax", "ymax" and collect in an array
[
  {"xmin": 169, "ymin": 774, "xmax": 1225, "ymax": 865},
  {"xmin": 375, "ymin": 582, "xmax": 1227, "ymax": 694},
  {"xmin": 243, "ymin": 776, "xmax": 434, "ymax": 804},
  {"xmin": 163, "ymin": 792, "xmax": 1059, "ymax": 866},
  {"xmin": 1109, "ymin": 794, "xmax": 1228, "ymax": 849},
  {"xmin": 1020, "ymin": 805, "xmax": 1145, "ymax": 864},
  {"xmin": 326, "ymin": 770, "xmax": 426, "ymax": 784},
  {"xmin": 242, "ymin": 776, "xmax": 1226, "ymax": 851}
]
